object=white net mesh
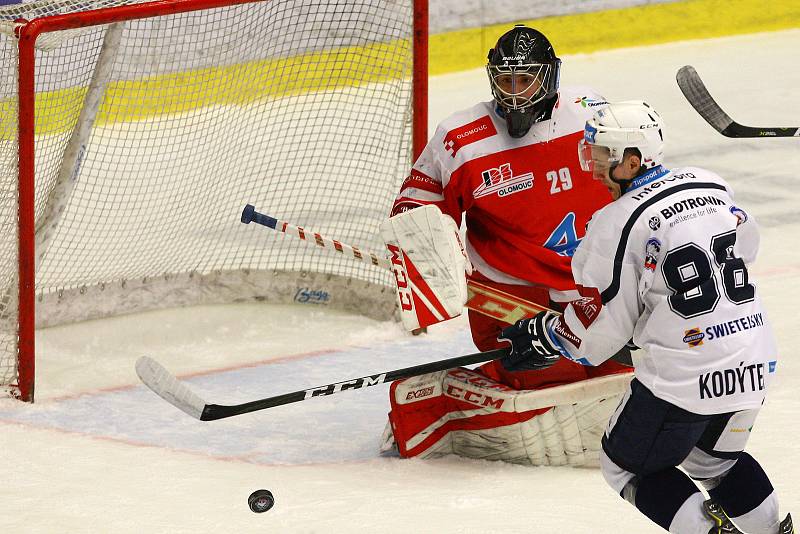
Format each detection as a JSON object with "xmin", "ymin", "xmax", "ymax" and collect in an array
[{"xmin": 0, "ymin": 0, "xmax": 416, "ymax": 397}]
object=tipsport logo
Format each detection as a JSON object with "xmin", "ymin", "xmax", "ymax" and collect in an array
[{"xmin": 473, "ymin": 163, "xmax": 533, "ymax": 199}]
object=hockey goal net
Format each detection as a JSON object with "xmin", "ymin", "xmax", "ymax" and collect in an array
[{"xmin": 0, "ymin": 0, "xmax": 427, "ymax": 401}]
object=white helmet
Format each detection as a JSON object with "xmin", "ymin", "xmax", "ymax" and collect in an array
[{"xmin": 578, "ymin": 101, "xmax": 664, "ymax": 173}]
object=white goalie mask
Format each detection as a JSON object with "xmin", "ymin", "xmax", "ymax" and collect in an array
[{"xmin": 578, "ymin": 101, "xmax": 664, "ymax": 173}]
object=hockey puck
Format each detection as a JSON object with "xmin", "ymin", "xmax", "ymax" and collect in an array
[{"xmin": 248, "ymin": 489, "xmax": 275, "ymax": 513}]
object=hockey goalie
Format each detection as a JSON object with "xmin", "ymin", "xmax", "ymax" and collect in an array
[{"xmin": 377, "ymin": 24, "xmax": 633, "ymax": 466}]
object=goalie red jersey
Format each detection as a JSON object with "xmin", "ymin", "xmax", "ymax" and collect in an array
[{"xmin": 392, "ymin": 86, "xmax": 612, "ymax": 291}]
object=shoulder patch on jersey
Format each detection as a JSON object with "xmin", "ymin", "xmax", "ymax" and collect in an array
[
  {"xmin": 443, "ymin": 115, "xmax": 497, "ymax": 158},
  {"xmin": 730, "ymin": 205, "xmax": 748, "ymax": 226},
  {"xmin": 570, "ymin": 285, "xmax": 603, "ymax": 329},
  {"xmin": 644, "ymin": 237, "xmax": 661, "ymax": 272}
]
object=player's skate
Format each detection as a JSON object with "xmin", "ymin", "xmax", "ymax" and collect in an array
[
  {"xmin": 779, "ymin": 513, "xmax": 794, "ymax": 534},
  {"xmin": 703, "ymin": 500, "xmax": 742, "ymax": 534}
]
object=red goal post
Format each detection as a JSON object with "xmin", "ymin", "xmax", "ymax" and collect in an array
[{"xmin": 3, "ymin": 0, "xmax": 428, "ymax": 402}]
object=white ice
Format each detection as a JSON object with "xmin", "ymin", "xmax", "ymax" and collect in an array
[{"xmin": 2, "ymin": 30, "xmax": 799, "ymax": 533}]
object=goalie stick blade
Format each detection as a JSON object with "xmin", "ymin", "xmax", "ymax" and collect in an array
[
  {"xmin": 135, "ymin": 356, "xmax": 207, "ymax": 420},
  {"xmin": 677, "ymin": 65, "xmax": 800, "ymax": 138}
]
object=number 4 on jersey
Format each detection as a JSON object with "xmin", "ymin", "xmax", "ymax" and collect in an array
[{"xmin": 544, "ymin": 212, "xmax": 580, "ymax": 257}]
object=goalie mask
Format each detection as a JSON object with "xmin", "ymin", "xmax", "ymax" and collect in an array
[
  {"xmin": 578, "ymin": 101, "xmax": 665, "ymax": 192},
  {"xmin": 487, "ymin": 25, "xmax": 561, "ymax": 138}
]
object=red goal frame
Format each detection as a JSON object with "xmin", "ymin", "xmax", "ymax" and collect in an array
[{"xmin": 13, "ymin": 0, "xmax": 428, "ymax": 402}]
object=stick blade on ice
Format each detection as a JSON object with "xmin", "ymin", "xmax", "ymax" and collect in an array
[{"xmin": 135, "ymin": 356, "xmax": 206, "ymax": 420}]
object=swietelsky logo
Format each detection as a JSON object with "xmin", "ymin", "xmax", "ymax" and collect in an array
[{"xmin": 473, "ymin": 163, "xmax": 533, "ymax": 199}]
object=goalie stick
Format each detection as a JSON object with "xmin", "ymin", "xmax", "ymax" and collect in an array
[
  {"xmin": 240, "ymin": 204, "xmax": 552, "ymax": 323},
  {"xmin": 135, "ymin": 348, "xmax": 507, "ymax": 421},
  {"xmin": 676, "ymin": 65, "xmax": 800, "ymax": 138}
]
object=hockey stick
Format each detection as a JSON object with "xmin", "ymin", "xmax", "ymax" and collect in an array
[
  {"xmin": 241, "ymin": 203, "xmax": 390, "ymax": 268},
  {"xmin": 240, "ymin": 204, "xmax": 552, "ymax": 323},
  {"xmin": 676, "ymin": 65, "xmax": 800, "ymax": 138},
  {"xmin": 135, "ymin": 348, "xmax": 507, "ymax": 421}
]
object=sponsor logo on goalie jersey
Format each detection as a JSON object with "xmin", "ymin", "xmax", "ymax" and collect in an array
[
  {"xmin": 472, "ymin": 163, "xmax": 533, "ymax": 199},
  {"xmin": 442, "ymin": 115, "xmax": 497, "ymax": 157},
  {"xmin": 575, "ymin": 96, "xmax": 608, "ymax": 109}
]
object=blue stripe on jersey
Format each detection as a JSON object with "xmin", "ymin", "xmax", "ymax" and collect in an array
[
  {"xmin": 600, "ymin": 182, "xmax": 727, "ymax": 304},
  {"xmin": 628, "ymin": 165, "xmax": 670, "ymax": 192}
]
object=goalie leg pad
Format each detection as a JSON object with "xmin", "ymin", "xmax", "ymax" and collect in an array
[{"xmin": 386, "ymin": 367, "xmax": 625, "ymax": 466}]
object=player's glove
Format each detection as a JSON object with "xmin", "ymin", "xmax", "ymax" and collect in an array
[{"xmin": 497, "ymin": 311, "xmax": 562, "ymax": 371}]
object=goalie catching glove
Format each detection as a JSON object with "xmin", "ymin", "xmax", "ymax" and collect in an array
[
  {"xmin": 380, "ymin": 205, "xmax": 470, "ymax": 331},
  {"xmin": 497, "ymin": 311, "xmax": 564, "ymax": 371}
]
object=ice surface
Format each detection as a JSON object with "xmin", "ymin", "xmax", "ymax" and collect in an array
[{"xmin": 1, "ymin": 30, "xmax": 799, "ymax": 534}]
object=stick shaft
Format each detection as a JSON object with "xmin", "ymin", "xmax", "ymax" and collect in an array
[
  {"xmin": 676, "ymin": 65, "xmax": 800, "ymax": 138},
  {"xmin": 241, "ymin": 204, "xmax": 389, "ymax": 268},
  {"xmin": 200, "ymin": 347, "xmax": 506, "ymax": 420},
  {"xmin": 241, "ymin": 204, "xmax": 552, "ymax": 321}
]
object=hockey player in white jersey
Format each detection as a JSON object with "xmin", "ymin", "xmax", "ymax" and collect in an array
[{"xmin": 497, "ymin": 101, "xmax": 793, "ymax": 534}]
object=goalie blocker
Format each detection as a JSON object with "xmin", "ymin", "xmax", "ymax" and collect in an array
[
  {"xmin": 380, "ymin": 205, "xmax": 470, "ymax": 331},
  {"xmin": 382, "ymin": 366, "xmax": 632, "ymax": 466}
]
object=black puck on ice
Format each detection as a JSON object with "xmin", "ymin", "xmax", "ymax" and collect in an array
[{"xmin": 248, "ymin": 489, "xmax": 275, "ymax": 513}]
